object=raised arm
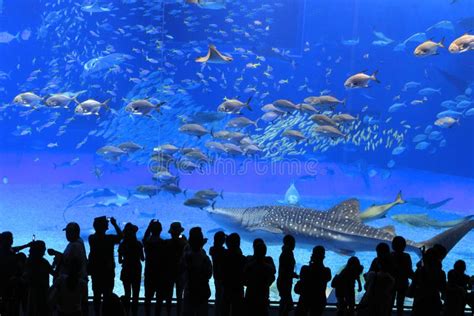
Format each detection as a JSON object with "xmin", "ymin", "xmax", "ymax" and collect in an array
[{"xmin": 110, "ymin": 217, "xmax": 123, "ymax": 240}]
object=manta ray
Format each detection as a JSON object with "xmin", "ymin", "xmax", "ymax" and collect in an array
[
  {"xmin": 195, "ymin": 45, "xmax": 233, "ymax": 64},
  {"xmin": 205, "ymin": 199, "xmax": 474, "ymax": 256}
]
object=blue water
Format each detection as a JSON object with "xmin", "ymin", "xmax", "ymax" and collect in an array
[{"xmin": 0, "ymin": 0, "xmax": 474, "ymax": 303}]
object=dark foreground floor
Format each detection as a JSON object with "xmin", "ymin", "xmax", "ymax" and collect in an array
[{"xmin": 86, "ymin": 303, "xmax": 474, "ymax": 315}]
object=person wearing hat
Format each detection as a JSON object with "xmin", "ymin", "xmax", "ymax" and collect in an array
[
  {"xmin": 142, "ymin": 219, "xmax": 167, "ymax": 316},
  {"xmin": 181, "ymin": 227, "xmax": 212, "ymax": 316},
  {"xmin": 88, "ymin": 216, "xmax": 123, "ymax": 315},
  {"xmin": 164, "ymin": 222, "xmax": 187, "ymax": 316},
  {"xmin": 47, "ymin": 222, "xmax": 89, "ymax": 315},
  {"xmin": 23, "ymin": 240, "xmax": 52, "ymax": 316},
  {"xmin": 118, "ymin": 222, "xmax": 143, "ymax": 316}
]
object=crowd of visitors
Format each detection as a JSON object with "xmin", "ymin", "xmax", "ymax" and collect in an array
[{"xmin": 1, "ymin": 216, "xmax": 473, "ymax": 316}]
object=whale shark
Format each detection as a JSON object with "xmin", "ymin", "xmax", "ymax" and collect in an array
[
  {"xmin": 277, "ymin": 182, "xmax": 301, "ymax": 206},
  {"xmin": 206, "ymin": 199, "xmax": 474, "ymax": 256}
]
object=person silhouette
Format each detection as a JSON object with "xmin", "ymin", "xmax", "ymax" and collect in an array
[
  {"xmin": 142, "ymin": 219, "xmax": 167, "ymax": 316},
  {"xmin": 390, "ymin": 236, "xmax": 414, "ymax": 316},
  {"xmin": 411, "ymin": 247, "xmax": 446, "ymax": 316},
  {"xmin": 243, "ymin": 239, "xmax": 275, "ymax": 316},
  {"xmin": 88, "ymin": 216, "xmax": 123, "ymax": 315},
  {"xmin": 102, "ymin": 293, "xmax": 126, "ymax": 316},
  {"xmin": 0, "ymin": 231, "xmax": 22, "ymax": 315},
  {"xmin": 369, "ymin": 242, "xmax": 393, "ymax": 274},
  {"xmin": 164, "ymin": 222, "xmax": 187, "ymax": 316},
  {"xmin": 247, "ymin": 238, "xmax": 276, "ymax": 272},
  {"xmin": 295, "ymin": 245, "xmax": 331, "ymax": 316},
  {"xmin": 331, "ymin": 256, "xmax": 363, "ymax": 316},
  {"xmin": 48, "ymin": 222, "xmax": 88, "ymax": 316},
  {"xmin": 358, "ymin": 256, "xmax": 395, "ymax": 316},
  {"xmin": 221, "ymin": 233, "xmax": 246, "ymax": 316},
  {"xmin": 22, "ymin": 240, "xmax": 53, "ymax": 316},
  {"xmin": 118, "ymin": 223, "xmax": 144, "ymax": 316},
  {"xmin": 49, "ymin": 257, "xmax": 88, "ymax": 316},
  {"xmin": 0, "ymin": 231, "xmax": 34, "ymax": 316},
  {"xmin": 181, "ymin": 227, "xmax": 212, "ymax": 316},
  {"xmin": 277, "ymin": 234, "xmax": 298, "ymax": 316},
  {"xmin": 444, "ymin": 260, "xmax": 471, "ymax": 316},
  {"xmin": 209, "ymin": 231, "xmax": 226, "ymax": 316}
]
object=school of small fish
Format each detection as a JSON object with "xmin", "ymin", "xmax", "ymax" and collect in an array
[{"xmin": 0, "ymin": 0, "xmax": 473, "ymax": 209}]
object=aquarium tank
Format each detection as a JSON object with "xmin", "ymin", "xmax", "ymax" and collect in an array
[{"xmin": 1, "ymin": 0, "xmax": 474, "ymax": 304}]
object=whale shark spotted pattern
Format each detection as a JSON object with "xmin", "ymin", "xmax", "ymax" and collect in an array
[{"xmin": 208, "ymin": 199, "xmax": 474, "ymax": 255}]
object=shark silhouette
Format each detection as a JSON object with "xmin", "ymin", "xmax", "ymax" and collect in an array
[{"xmin": 207, "ymin": 199, "xmax": 474, "ymax": 255}]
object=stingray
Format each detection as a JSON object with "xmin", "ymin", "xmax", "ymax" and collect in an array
[{"xmin": 196, "ymin": 45, "xmax": 233, "ymax": 64}]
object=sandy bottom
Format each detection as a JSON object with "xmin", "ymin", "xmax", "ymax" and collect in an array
[{"xmin": 1, "ymin": 181, "xmax": 473, "ymax": 303}]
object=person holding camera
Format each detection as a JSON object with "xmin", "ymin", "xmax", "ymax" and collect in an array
[{"xmin": 88, "ymin": 216, "xmax": 123, "ymax": 316}]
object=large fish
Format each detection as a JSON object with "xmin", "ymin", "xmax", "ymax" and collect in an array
[
  {"xmin": 406, "ymin": 197, "xmax": 453, "ymax": 210},
  {"xmin": 83, "ymin": 53, "xmax": 134, "ymax": 76},
  {"xmin": 205, "ymin": 200, "xmax": 474, "ymax": 255},
  {"xmin": 392, "ymin": 214, "xmax": 474, "ymax": 229},
  {"xmin": 65, "ymin": 188, "xmax": 121, "ymax": 209},
  {"xmin": 359, "ymin": 191, "xmax": 405, "ymax": 221}
]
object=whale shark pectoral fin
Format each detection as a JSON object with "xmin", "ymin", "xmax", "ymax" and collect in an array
[
  {"xmin": 328, "ymin": 198, "xmax": 361, "ymax": 220},
  {"xmin": 381, "ymin": 225, "xmax": 396, "ymax": 236},
  {"xmin": 335, "ymin": 248, "xmax": 356, "ymax": 256}
]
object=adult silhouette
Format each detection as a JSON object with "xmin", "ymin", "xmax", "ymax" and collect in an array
[
  {"xmin": 390, "ymin": 236, "xmax": 414, "ymax": 316},
  {"xmin": 88, "ymin": 216, "xmax": 123, "ymax": 315},
  {"xmin": 164, "ymin": 222, "xmax": 187, "ymax": 316},
  {"xmin": 142, "ymin": 220, "xmax": 167, "ymax": 316},
  {"xmin": 49, "ymin": 258, "xmax": 88, "ymax": 316},
  {"xmin": 277, "ymin": 235, "xmax": 298, "ymax": 316},
  {"xmin": 411, "ymin": 247, "xmax": 446, "ymax": 316},
  {"xmin": 243, "ymin": 240, "xmax": 275, "ymax": 316},
  {"xmin": 209, "ymin": 231, "xmax": 226, "ymax": 316},
  {"xmin": 358, "ymin": 257, "xmax": 395, "ymax": 316},
  {"xmin": 220, "ymin": 233, "xmax": 246, "ymax": 316},
  {"xmin": 48, "ymin": 222, "xmax": 88, "ymax": 316},
  {"xmin": 118, "ymin": 223, "xmax": 144, "ymax": 316},
  {"xmin": 331, "ymin": 256, "xmax": 363, "ymax": 316},
  {"xmin": 444, "ymin": 260, "xmax": 471, "ymax": 316},
  {"xmin": 295, "ymin": 245, "xmax": 331, "ymax": 316},
  {"xmin": 0, "ymin": 231, "xmax": 33, "ymax": 316},
  {"xmin": 181, "ymin": 227, "xmax": 212, "ymax": 316},
  {"xmin": 22, "ymin": 240, "xmax": 53, "ymax": 316}
]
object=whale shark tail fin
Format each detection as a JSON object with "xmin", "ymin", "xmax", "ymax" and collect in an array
[
  {"xmin": 419, "ymin": 219, "xmax": 474, "ymax": 254},
  {"xmin": 395, "ymin": 191, "xmax": 405, "ymax": 205}
]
